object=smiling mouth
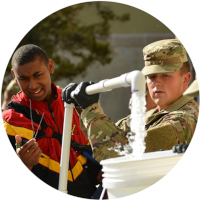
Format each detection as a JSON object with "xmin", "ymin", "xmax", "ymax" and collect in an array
[
  {"xmin": 35, "ymin": 89, "xmax": 41, "ymax": 93},
  {"xmin": 32, "ymin": 88, "xmax": 42, "ymax": 94}
]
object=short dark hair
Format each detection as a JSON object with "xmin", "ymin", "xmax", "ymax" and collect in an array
[
  {"xmin": 180, "ymin": 61, "xmax": 190, "ymax": 75},
  {"xmin": 11, "ymin": 44, "xmax": 49, "ymax": 70}
]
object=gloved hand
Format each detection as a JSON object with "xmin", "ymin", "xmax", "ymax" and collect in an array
[
  {"xmin": 74, "ymin": 81, "xmax": 100, "ymax": 109},
  {"xmin": 62, "ymin": 83, "xmax": 78, "ymax": 105},
  {"xmin": 172, "ymin": 143, "xmax": 188, "ymax": 153}
]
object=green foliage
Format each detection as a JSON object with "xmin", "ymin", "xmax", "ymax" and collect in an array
[{"xmin": 4, "ymin": 2, "xmax": 129, "ymax": 90}]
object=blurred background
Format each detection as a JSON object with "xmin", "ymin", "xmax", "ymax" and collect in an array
[{"xmin": 1, "ymin": 1, "xmax": 196, "ymax": 122}]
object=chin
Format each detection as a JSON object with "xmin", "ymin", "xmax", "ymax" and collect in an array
[
  {"xmin": 153, "ymin": 99, "xmax": 160, "ymax": 105},
  {"xmin": 29, "ymin": 95, "xmax": 45, "ymax": 102}
]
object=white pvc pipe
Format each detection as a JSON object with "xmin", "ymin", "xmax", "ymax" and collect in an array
[
  {"xmin": 129, "ymin": 70, "xmax": 145, "ymax": 93},
  {"xmin": 71, "ymin": 70, "xmax": 145, "ymax": 98},
  {"xmin": 58, "ymin": 102, "xmax": 74, "ymax": 193},
  {"xmin": 59, "ymin": 70, "xmax": 145, "ymax": 194}
]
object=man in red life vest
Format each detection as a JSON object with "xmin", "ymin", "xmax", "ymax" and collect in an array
[{"xmin": 2, "ymin": 44, "xmax": 102, "ymax": 198}]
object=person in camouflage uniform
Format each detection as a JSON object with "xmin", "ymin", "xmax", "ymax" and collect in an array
[
  {"xmin": 63, "ymin": 39, "xmax": 199, "ymax": 163},
  {"xmin": 173, "ymin": 74, "xmax": 199, "ymax": 153}
]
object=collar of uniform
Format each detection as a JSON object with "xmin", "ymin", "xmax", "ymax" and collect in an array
[
  {"xmin": 145, "ymin": 107, "xmax": 164, "ymax": 125},
  {"xmin": 145, "ymin": 107, "xmax": 158, "ymax": 120},
  {"xmin": 164, "ymin": 95, "xmax": 193, "ymax": 112},
  {"xmin": 145, "ymin": 96, "xmax": 193, "ymax": 125}
]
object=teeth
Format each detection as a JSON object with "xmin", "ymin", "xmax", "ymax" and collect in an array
[{"xmin": 34, "ymin": 89, "xmax": 41, "ymax": 94}]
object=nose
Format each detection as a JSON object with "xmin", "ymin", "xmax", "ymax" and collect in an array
[
  {"xmin": 152, "ymin": 76, "xmax": 162, "ymax": 87},
  {"xmin": 28, "ymin": 78, "xmax": 37, "ymax": 90}
]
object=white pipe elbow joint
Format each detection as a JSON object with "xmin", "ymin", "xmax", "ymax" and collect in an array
[{"xmin": 128, "ymin": 71, "xmax": 146, "ymax": 93}]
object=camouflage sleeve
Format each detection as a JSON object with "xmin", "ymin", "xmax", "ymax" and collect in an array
[{"xmin": 81, "ymin": 103, "xmax": 128, "ymax": 162}]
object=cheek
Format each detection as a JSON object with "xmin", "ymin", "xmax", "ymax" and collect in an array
[
  {"xmin": 147, "ymin": 85, "xmax": 154, "ymax": 98},
  {"xmin": 166, "ymin": 80, "xmax": 181, "ymax": 93},
  {"xmin": 40, "ymin": 75, "xmax": 49, "ymax": 84},
  {"xmin": 42, "ymin": 75, "xmax": 51, "ymax": 90},
  {"xmin": 17, "ymin": 81, "xmax": 26, "ymax": 90}
]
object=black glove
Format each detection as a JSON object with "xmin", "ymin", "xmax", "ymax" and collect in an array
[
  {"xmin": 62, "ymin": 83, "xmax": 78, "ymax": 105},
  {"xmin": 172, "ymin": 143, "xmax": 189, "ymax": 153},
  {"xmin": 74, "ymin": 81, "xmax": 99, "ymax": 109}
]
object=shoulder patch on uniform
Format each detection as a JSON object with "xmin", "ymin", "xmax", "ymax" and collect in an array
[{"xmin": 173, "ymin": 121, "xmax": 184, "ymax": 132}]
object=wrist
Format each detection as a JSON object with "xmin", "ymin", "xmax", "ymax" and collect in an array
[{"xmin": 26, "ymin": 165, "xmax": 33, "ymax": 170}]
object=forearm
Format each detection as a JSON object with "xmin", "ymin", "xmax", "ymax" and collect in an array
[{"xmin": 81, "ymin": 103, "xmax": 128, "ymax": 162}]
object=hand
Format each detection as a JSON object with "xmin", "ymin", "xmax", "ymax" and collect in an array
[
  {"xmin": 15, "ymin": 135, "xmax": 42, "ymax": 170},
  {"xmin": 96, "ymin": 169, "xmax": 103, "ymax": 184},
  {"xmin": 74, "ymin": 81, "xmax": 100, "ymax": 109},
  {"xmin": 62, "ymin": 83, "xmax": 78, "ymax": 105},
  {"xmin": 172, "ymin": 143, "xmax": 188, "ymax": 153}
]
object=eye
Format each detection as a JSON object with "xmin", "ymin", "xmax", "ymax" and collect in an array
[
  {"xmin": 163, "ymin": 74, "xmax": 170, "ymax": 78},
  {"xmin": 18, "ymin": 77, "xmax": 26, "ymax": 81},
  {"xmin": 35, "ymin": 73, "xmax": 42, "ymax": 77},
  {"xmin": 148, "ymin": 75, "xmax": 155, "ymax": 80}
]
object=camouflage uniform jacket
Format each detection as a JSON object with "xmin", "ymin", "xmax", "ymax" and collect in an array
[{"xmin": 81, "ymin": 96, "xmax": 198, "ymax": 162}]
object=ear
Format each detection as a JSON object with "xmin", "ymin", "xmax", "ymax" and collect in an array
[
  {"xmin": 183, "ymin": 72, "xmax": 191, "ymax": 90},
  {"xmin": 48, "ymin": 59, "xmax": 54, "ymax": 74}
]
